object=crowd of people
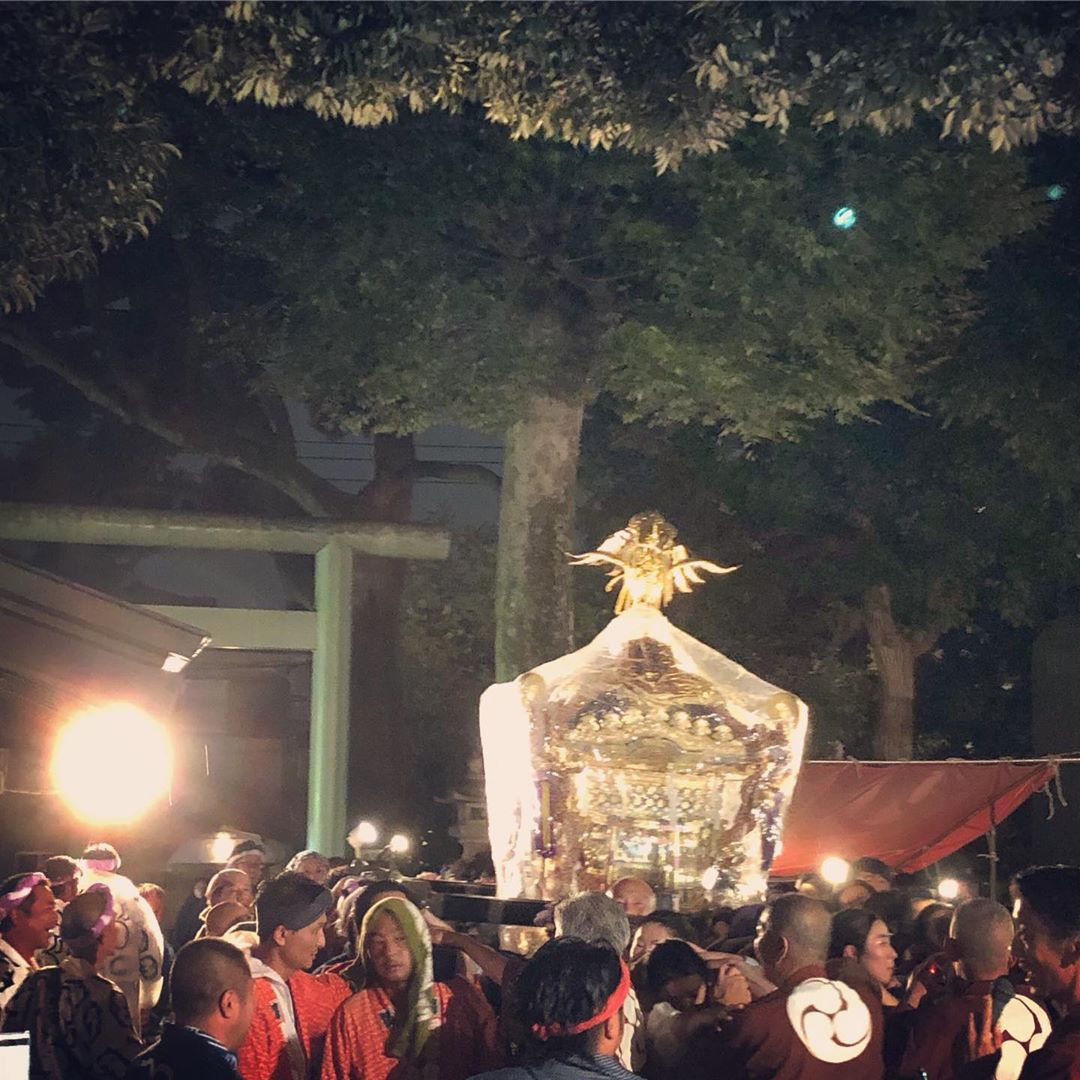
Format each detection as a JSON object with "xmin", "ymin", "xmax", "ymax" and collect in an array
[{"xmin": 3, "ymin": 841, "xmax": 1080, "ymax": 1080}]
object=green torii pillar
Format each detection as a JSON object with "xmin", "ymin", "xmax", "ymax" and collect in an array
[{"xmin": 0, "ymin": 502, "xmax": 451, "ymax": 854}]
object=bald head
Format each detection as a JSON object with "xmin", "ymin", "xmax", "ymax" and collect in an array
[
  {"xmin": 757, "ymin": 893, "xmax": 833, "ymax": 982},
  {"xmin": 951, "ymin": 898, "xmax": 1014, "ymax": 981},
  {"xmin": 170, "ymin": 937, "xmax": 252, "ymax": 1025},
  {"xmin": 610, "ymin": 877, "xmax": 657, "ymax": 918}
]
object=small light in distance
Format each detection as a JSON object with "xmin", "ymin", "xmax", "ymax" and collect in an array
[
  {"xmin": 350, "ymin": 820, "xmax": 378, "ymax": 847},
  {"xmin": 832, "ymin": 206, "xmax": 857, "ymax": 230},
  {"xmin": 937, "ymin": 877, "xmax": 961, "ymax": 901},
  {"xmin": 52, "ymin": 703, "xmax": 171, "ymax": 824},
  {"xmin": 209, "ymin": 832, "xmax": 236, "ymax": 863},
  {"xmin": 388, "ymin": 833, "xmax": 410, "ymax": 854},
  {"xmin": 1047, "ymin": 183, "xmax": 1066, "ymax": 202},
  {"xmin": 702, "ymin": 865, "xmax": 720, "ymax": 891},
  {"xmin": 821, "ymin": 856, "xmax": 851, "ymax": 886}
]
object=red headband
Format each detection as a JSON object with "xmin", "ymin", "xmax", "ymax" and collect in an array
[{"xmin": 531, "ymin": 959, "xmax": 631, "ymax": 1041}]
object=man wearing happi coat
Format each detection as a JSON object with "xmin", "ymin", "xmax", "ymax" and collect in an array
[
  {"xmin": 965, "ymin": 867, "xmax": 1080, "ymax": 1080},
  {"xmin": 320, "ymin": 896, "xmax": 501, "ymax": 1080},
  {"xmin": 0, "ymin": 872, "xmax": 59, "ymax": 1024},
  {"xmin": 719, "ymin": 893, "xmax": 885, "ymax": 1079},
  {"xmin": 237, "ymin": 872, "xmax": 350, "ymax": 1080},
  {"xmin": 900, "ymin": 899, "xmax": 1050, "ymax": 1080},
  {"xmin": 81, "ymin": 842, "xmax": 164, "ymax": 1037}
]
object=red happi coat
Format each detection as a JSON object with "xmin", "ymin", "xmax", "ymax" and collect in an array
[
  {"xmin": 720, "ymin": 965, "xmax": 885, "ymax": 1080},
  {"xmin": 900, "ymin": 980, "xmax": 1052, "ymax": 1080},
  {"xmin": 319, "ymin": 976, "xmax": 501, "ymax": 1080},
  {"xmin": 1017, "ymin": 1008, "xmax": 1080, "ymax": 1080},
  {"xmin": 238, "ymin": 970, "xmax": 351, "ymax": 1080}
]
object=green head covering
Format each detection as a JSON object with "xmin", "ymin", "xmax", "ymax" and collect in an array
[{"xmin": 359, "ymin": 896, "xmax": 438, "ymax": 1062}]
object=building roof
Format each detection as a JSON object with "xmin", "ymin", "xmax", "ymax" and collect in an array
[{"xmin": 0, "ymin": 554, "xmax": 210, "ymax": 717}]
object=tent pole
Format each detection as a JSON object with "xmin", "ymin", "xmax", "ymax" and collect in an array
[{"xmin": 987, "ymin": 803, "xmax": 999, "ymax": 899}]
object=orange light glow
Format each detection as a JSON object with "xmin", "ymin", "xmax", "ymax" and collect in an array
[{"xmin": 52, "ymin": 703, "xmax": 171, "ymax": 823}]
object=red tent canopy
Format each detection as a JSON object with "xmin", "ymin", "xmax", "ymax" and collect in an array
[{"xmin": 772, "ymin": 760, "xmax": 1058, "ymax": 876}]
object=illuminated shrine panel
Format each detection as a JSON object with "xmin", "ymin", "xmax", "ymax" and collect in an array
[{"xmin": 480, "ymin": 514, "xmax": 808, "ymax": 906}]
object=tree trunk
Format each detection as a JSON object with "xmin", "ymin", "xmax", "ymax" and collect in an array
[
  {"xmin": 864, "ymin": 583, "xmax": 917, "ymax": 759},
  {"xmin": 349, "ymin": 434, "xmax": 416, "ymax": 820},
  {"xmin": 495, "ymin": 393, "xmax": 585, "ymax": 682}
]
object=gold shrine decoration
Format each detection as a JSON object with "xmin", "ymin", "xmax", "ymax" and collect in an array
[
  {"xmin": 568, "ymin": 511, "xmax": 738, "ymax": 613},
  {"xmin": 481, "ymin": 510, "xmax": 808, "ymax": 905}
]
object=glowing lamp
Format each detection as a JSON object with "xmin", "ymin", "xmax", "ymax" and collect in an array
[
  {"xmin": 1047, "ymin": 184, "xmax": 1066, "ymax": 202},
  {"xmin": 937, "ymin": 877, "xmax": 960, "ymax": 901},
  {"xmin": 161, "ymin": 652, "xmax": 190, "ymax": 673},
  {"xmin": 832, "ymin": 206, "xmax": 857, "ymax": 230},
  {"xmin": 351, "ymin": 820, "xmax": 378, "ymax": 847},
  {"xmin": 388, "ymin": 833, "xmax": 410, "ymax": 854},
  {"xmin": 821, "ymin": 856, "xmax": 851, "ymax": 887},
  {"xmin": 209, "ymin": 832, "xmax": 236, "ymax": 863},
  {"xmin": 52, "ymin": 703, "xmax": 171, "ymax": 824}
]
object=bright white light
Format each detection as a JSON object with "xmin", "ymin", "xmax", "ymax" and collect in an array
[
  {"xmin": 209, "ymin": 832, "xmax": 235, "ymax": 863},
  {"xmin": 821, "ymin": 856, "xmax": 851, "ymax": 887},
  {"xmin": 388, "ymin": 833, "xmax": 410, "ymax": 854},
  {"xmin": 52, "ymin": 703, "xmax": 171, "ymax": 824},
  {"xmin": 702, "ymin": 866, "xmax": 720, "ymax": 891},
  {"xmin": 739, "ymin": 872, "xmax": 769, "ymax": 901},
  {"xmin": 350, "ymin": 821, "xmax": 378, "ymax": 847},
  {"xmin": 832, "ymin": 205, "xmax": 857, "ymax": 229},
  {"xmin": 937, "ymin": 877, "xmax": 960, "ymax": 901},
  {"xmin": 480, "ymin": 681, "xmax": 541, "ymax": 898},
  {"xmin": 161, "ymin": 652, "xmax": 189, "ymax": 673}
]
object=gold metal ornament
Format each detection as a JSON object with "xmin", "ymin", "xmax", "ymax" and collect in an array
[{"xmin": 568, "ymin": 511, "xmax": 738, "ymax": 613}]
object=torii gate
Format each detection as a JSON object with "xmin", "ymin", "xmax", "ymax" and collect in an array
[{"xmin": 0, "ymin": 502, "xmax": 450, "ymax": 854}]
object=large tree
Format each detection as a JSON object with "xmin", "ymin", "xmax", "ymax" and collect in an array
[
  {"xmin": 5, "ymin": 1, "xmax": 1078, "ymax": 308},
  {"xmin": 13, "ymin": 95, "xmax": 1040, "ymax": 684},
  {"xmin": 1, "ymin": 86, "xmax": 1051, "ymax": 756},
  {"xmin": 2, "ymin": 5, "xmax": 1066, "ymax": 763},
  {"xmin": 205, "ymin": 107, "xmax": 1040, "ymax": 679}
]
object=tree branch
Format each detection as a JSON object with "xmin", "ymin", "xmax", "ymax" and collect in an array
[
  {"xmin": 547, "ymin": 252, "xmax": 617, "ymax": 315},
  {"xmin": 0, "ymin": 326, "xmax": 353, "ymax": 518},
  {"xmin": 256, "ymin": 385, "xmax": 297, "ymax": 445}
]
